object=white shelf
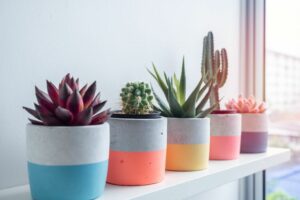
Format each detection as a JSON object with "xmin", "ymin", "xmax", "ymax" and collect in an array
[{"xmin": 0, "ymin": 147, "xmax": 290, "ymax": 200}]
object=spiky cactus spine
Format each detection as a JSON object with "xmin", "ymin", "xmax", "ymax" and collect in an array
[
  {"xmin": 120, "ymin": 82, "xmax": 154, "ymax": 115},
  {"xmin": 201, "ymin": 31, "xmax": 228, "ymax": 109}
]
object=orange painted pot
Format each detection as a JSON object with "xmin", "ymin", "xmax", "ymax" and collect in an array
[
  {"xmin": 107, "ymin": 117, "xmax": 167, "ymax": 185},
  {"xmin": 209, "ymin": 113, "xmax": 241, "ymax": 160}
]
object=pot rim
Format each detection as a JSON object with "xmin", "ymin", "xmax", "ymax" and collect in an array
[
  {"xmin": 240, "ymin": 112, "xmax": 267, "ymax": 116},
  {"xmin": 26, "ymin": 122, "xmax": 108, "ymax": 129},
  {"xmin": 166, "ymin": 117, "xmax": 209, "ymax": 121},
  {"xmin": 109, "ymin": 117, "xmax": 166, "ymax": 121}
]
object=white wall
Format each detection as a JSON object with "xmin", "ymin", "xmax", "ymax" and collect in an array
[{"xmin": 0, "ymin": 0, "xmax": 240, "ymax": 189}]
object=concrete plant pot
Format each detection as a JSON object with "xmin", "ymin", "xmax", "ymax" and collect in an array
[
  {"xmin": 26, "ymin": 123, "xmax": 110, "ymax": 200},
  {"xmin": 209, "ymin": 113, "xmax": 241, "ymax": 160},
  {"xmin": 107, "ymin": 117, "xmax": 167, "ymax": 185},
  {"xmin": 166, "ymin": 118, "xmax": 210, "ymax": 171},
  {"xmin": 241, "ymin": 113, "xmax": 268, "ymax": 153}
]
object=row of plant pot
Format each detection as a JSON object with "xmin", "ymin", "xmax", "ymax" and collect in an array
[{"xmin": 23, "ymin": 32, "xmax": 268, "ymax": 200}]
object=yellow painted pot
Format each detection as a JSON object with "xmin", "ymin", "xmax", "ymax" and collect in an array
[{"xmin": 166, "ymin": 118, "xmax": 210, "ymax": 171}]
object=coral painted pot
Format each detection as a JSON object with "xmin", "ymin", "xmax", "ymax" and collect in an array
[
  {"xmin": 107, "ymin": 117, "xmax": 167, "ymax": 185},
  {"xmin": 241, "ymin": 113, "xmax": 268, "ymax": 153},
  {"xmin": 26, "ymin": 124, "xmax": 110, "ymax": 200},
  {"xmin": 166, "ymin": 118, "xmax": 210, "ymax": 171},
  {"xmin": 209, "ymin": 113, "xmax": 241, "ymax": 160}
]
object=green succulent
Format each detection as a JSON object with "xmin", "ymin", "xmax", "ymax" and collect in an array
[
  {"xmin": 120, "ymin": 82, "xmax": 154, "ymax": 115},
  {"xmin": 148, "ymin": 57, "xmax": 217, "ymax": 118}
]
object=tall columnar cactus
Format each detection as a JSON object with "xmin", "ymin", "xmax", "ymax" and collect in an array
[
  {"xmin": 120, "ymin": 82, "xmax": 154, "ymax": 115},
  {"xmin": 201, "ymin": 31, "xmax": 228, "ymax": 110}
]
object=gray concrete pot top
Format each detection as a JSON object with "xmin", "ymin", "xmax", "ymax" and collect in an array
[{"xmin": 109, "ymin": 117, "xmax": 167, "ymax": 152}]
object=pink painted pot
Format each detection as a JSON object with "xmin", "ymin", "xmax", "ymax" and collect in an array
[
  {"xmin": 209, "ymin": 111, "xmax": 241, "ymax": 160},
  {"xmin": 241, "ymin": 113, "xmax": 268, "ymax": 153}
]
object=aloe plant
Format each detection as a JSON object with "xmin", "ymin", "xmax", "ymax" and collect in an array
[{"xmin": 148, "ymin": 57, "xmax": 217, "ymax": 118}]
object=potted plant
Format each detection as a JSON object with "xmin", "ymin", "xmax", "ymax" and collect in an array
[
  {"xmin": 107, "ymin": 82, "xmax": 167, "ymax": 186},
  {"xmin": 201, "ymin": 31, "xmax": 242, "ymax": 160},
  {"xmin": 23, "ymin": 74, "xmax": 110, "ymax": 200},
  {"xmin": 149, "ymin": 57, "xmax": 216, "ymax": 171},
  {"xmin": 226, "ymin": 95, "xmax": 268, "ymax": 153}
]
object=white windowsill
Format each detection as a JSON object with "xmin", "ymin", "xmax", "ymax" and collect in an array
[{"xmin": 0, "ymin": 147, "xmax": 290, "ymax": 200}]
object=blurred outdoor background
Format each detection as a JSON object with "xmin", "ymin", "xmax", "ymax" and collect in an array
[{"xmin": 266, "ymin": 0, "xmax": 300, "ymax": 199}]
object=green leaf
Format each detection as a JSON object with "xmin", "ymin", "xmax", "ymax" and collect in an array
[
  {"xmin": 147, "ymin": 64, "xmax": 168, "ymax": 98},
  {"xmin": 196, "ymin": 81, "xmax": 213, "ymax": 115},
  {"xmin": 179, "ymin": 57, "xmax": 186, "ymax": 105},
  {"xmin": 181, "ymin": 78, "xmax": 203, "ymax": 117},
  {"xmin": 196, "ymin": 78, "xmax": 211, "ymax": 102},
  {"xmin": 166, "ymin": 77, "xmax": 184, "ymax": 117},
  {"xmin": 173, "ymin": 73, "xmax": 181, "ymax": 101},
  {"xmin": 151, "ymin": 86, "xmax": 172, "ymax": 117},
  {"xmin": 196, "ymin": 104, "xmax": 218, "ymax": 118}
]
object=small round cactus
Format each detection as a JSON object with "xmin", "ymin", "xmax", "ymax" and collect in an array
[{"xmin": 120, "ymin": 82, "xmax": 154, "ymax": 115}]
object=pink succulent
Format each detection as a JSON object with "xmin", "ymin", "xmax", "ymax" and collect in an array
[{"xmin": 225, "ymin": 95, "xmax": 266, "ymax": 113}]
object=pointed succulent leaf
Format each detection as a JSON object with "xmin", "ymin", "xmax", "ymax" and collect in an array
[
  {"xmin": 93, "ymin": 100, "xmax": 106, "ymax": 114},
  {"xmin": 66, "ymin": 90, "xmax": 84, "ymax": 114},
  {"xmin": 91, "ymin": 109, "xmax": 110, "ymax": 125},
  {"xmin": 76, "ymin": 108, "xmax": 93, "ymax": 125},
  {"xmin": 91, "ymin": 93, "xmax": 101, "ymax": 107},
  {"xmin": 59, "ymin": 83, "xmax": 73, "ymax": 107},
  {"xmin": 35, "ymin": 86, "xmax": 56, "ymax": 112},
  {"xmin": 83, "ymin": 81, "xmax": 96, "ymax": 108},
  {"xmin": 182, "ymin": 78, "xmax": 204, "ymax": 117},
  {"xmin": 28, "ymin": 118, "xmax": 44, "ymax": 125},
  {"xmin": 47, "ymin": 80, "xmax": 59, "ymax": 105},
  {"xmin": 196, "ymin": 104, "xmax": 218, "ymax": 118},
  {"xmin": 23, "ymin": 106, "xmax": 41, "ymax": 120},
  {"xmin": 79, "ymin": 84, "xmax": 88, "ymax": 96},
  {"xmin": 148, "ymin": 64, "xmax": 168, "ymax": 98},
  {"xmin": 151, "ymin": 86, "xmax": 172, "ymax": 117},
  {"xmin": 166, "ymin": 77, "xmax": 184, "ymax": 117},
  {"xmin": 55, "ymin": 106, "xmax": 73, "ymax": 123},
  {"xmin": 178, "ymin": 57, "xmax": 186, "ymax": 104},
  {"xmin": 196, "ymin": 82, "xmax": 213, "ymax": 114}
]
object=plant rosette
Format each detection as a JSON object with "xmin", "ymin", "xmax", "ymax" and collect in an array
[
  {"xmin": 226, "ymin": 95, "xmax": 268, "ymax": 153},
  {"xmin": 167, "ymin": 118, "xmax": 210, "ymax": 171},
  {"xmin": 209, "ymin": 110, "xmax": 242, "ymax": 160},
  {"xmin": 107, "ymin": 82, "xmax": 167, "ymax": 186},
  {"xmin": 23, "ymin": 74, "xmax": 110, "ymax": 200}
]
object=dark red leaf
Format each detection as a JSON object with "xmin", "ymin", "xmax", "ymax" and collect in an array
[
  {"xmin": 35, "ymin": 86, "xmax": 56, "ymax": 112},
  {"xmin": 34, "ymin": 104, "xmax": 60, "ymax": 125},
  {"xmin": 79, "ymin": 84, "xmax": 88, "ymax": 96},
  {"xmin": 47, "ymin": 81, "xmax": 59, "ymax": 105},
  {"xmin": 55, "ymin": 106, "xmax": 73, "ymax": 123},
  {"xmin": 23, "ymin": 106, "xmax": 41, "ymax": 120},
  {"xmin": 69, "ymin": 77, "xmax": 79, "ymax": 90},
  {"xmin": 66, "ymin": 90, "xmax": 84, "ymax": 114},
  {"xmin": 83, "ymin": 81, "xmax": 96, "ymax": 109},
  {"xmin": 91, "ymin": 109, "xmax": 110, "ymax": 125},
  {"xmin": 76, "ymin": 78, "xmax": 79, "ymax": 86},
  {"xmin": 59, "ymin": 83, "xmax": 73, "ymax": 107},
  {"xmin": 93, "ymin": 100, "xmax": 106, "ymax": 114},
  {"xmin": 28, "ymin": 118, "xmax": 44, "ymax": 125},
  {"xmin": 76, "ymin": 108, "xmax": 93, "ymax": 125},
  {"xmin": 91, "ymin": 93, "xmax": 101, "ymax": 106}
]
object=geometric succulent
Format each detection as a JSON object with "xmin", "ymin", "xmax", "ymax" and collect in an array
[
  {"xmin": 23, "ymin": 73, "xmax": 110, "ymax": 126},
  {"xmin": 148, "ymin": 57, "xmax": 217, "ymax": 118}
]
